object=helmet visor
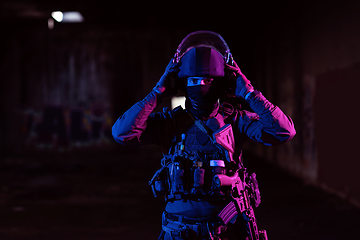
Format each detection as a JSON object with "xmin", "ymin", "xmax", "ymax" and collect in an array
[{"xmin": 174, "ymin": 30, "xmax": 232, "ymax": 64}]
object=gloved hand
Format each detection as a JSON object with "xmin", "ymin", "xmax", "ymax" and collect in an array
[
  {"xmin": 225, "ymin": 60, "xmax": 254, "ymax": 99},
  {"xmin": 153, "ymin": 58, "xmax": 180, "ymax": 97}
]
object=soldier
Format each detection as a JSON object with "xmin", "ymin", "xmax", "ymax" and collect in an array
[{"xmin": 112, "ymin": 31, "xmax": 296, "ymax": 240}]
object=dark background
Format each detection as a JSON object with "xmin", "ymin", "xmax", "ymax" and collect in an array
[{"xmin": 1, "ymin": 0, "xmax": 360, "ymax": 239}]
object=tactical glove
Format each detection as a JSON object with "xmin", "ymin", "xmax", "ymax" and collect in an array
[
  {"xmin": 225, "ymin": 60, "xmax": 254, "ymax": 100},
  {"xmin": 153, "ymin": 58, "xmax": 180, "ymax": 97}
]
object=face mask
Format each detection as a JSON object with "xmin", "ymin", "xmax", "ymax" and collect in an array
[{"xmin": 186, "ymin": 85, "xmax": 220, "ymax": 117}]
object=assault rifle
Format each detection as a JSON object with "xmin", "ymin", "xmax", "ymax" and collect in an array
[{"xmin": 214, "ymin": 170, "xmax": 268, "ymax": 240}]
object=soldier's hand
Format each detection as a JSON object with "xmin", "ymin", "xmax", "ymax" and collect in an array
[
  {"xmin": 153, "ymin": 58, "xmax": 180, "ymax": 97},
  {"xmin": 225, "ymin": 60, "xmax": 254, "ymax": 99}
]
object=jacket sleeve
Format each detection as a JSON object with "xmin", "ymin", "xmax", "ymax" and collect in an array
[
  {"xmin": 112, "ymin": 90, "xmax": 162, "ymax": 146},
  {"xmin": 237, "ymin": 90, "xmax": 296, "ymax": 145}
]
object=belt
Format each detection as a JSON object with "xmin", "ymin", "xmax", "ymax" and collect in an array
[
  {"xmin": 162, "ymin": 211, "xmax": 225, "ymax": 238},
  {"xmin": 166, "ymin": 212, "xmax": 219, "ymax": 224}
]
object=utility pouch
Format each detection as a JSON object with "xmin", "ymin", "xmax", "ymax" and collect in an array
[
  {"xmin": 213, "ymin": 124, "xmax": 235, "ymax": 155},
  {"xmin": 149, "ymin": 164, "xmax": 169, "ymax": 197}
]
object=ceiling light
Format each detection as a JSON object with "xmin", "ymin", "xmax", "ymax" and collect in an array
[
  {"xmin": 51, "ymin": 11, "xmax": 63, "ymax": 22},
  {"xmin": 171, "ymin": 96, "xmax": 186, "ymax": 110},
  {"xmin": 51, "ymin": 11, "xmax": 84, "ymax": 23},
  {"xmin": 62, "ymin": 11, "xmax": 84, "ymax": 22}
]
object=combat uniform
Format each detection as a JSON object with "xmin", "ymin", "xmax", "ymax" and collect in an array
[
  {"xmin": 112, "ymin": 89, "xmax": 295, "ymax": 239},
  {"xmin": 112, "ymin": 31, "xmax": 295, "ymax": 240}
]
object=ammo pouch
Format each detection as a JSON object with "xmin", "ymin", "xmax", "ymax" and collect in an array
[{"xmin": 149, "ymin": 162, "xmax": 170, "ymax": 197}]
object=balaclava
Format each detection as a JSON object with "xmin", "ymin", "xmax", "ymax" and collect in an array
[{"xmin": 178, "ymin": 47, "xmax": 225, "ymax": 118}]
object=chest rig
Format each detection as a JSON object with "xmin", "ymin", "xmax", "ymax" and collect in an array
[
  {"xmin": 149, "ymin": 106, "xmax": 266, "ymax": 239},
  {"xmin": 149, "ymin": 110, "xmax": 239, "ymax": 201}
]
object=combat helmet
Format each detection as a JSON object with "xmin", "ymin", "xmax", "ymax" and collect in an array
[{"xmin": 175, "ymin": 30, "xmax": 233, "ymax": 78}]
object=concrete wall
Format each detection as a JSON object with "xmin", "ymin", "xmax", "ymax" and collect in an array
[
  {"xmin": 2, "ymin": 0, "xmax": 359, "ymax": 207},
  {"xmin": 251, "ymin": 0, "xmax": 360, "ymax": 207},
  {"xmin": 0, "ymin": 22, "xmax": 187, "ymax": 154}
]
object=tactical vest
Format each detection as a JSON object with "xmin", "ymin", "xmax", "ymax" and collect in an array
[{"xmin": 149, "ymin": 107, "xmax": 240, "ymax": 201}]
